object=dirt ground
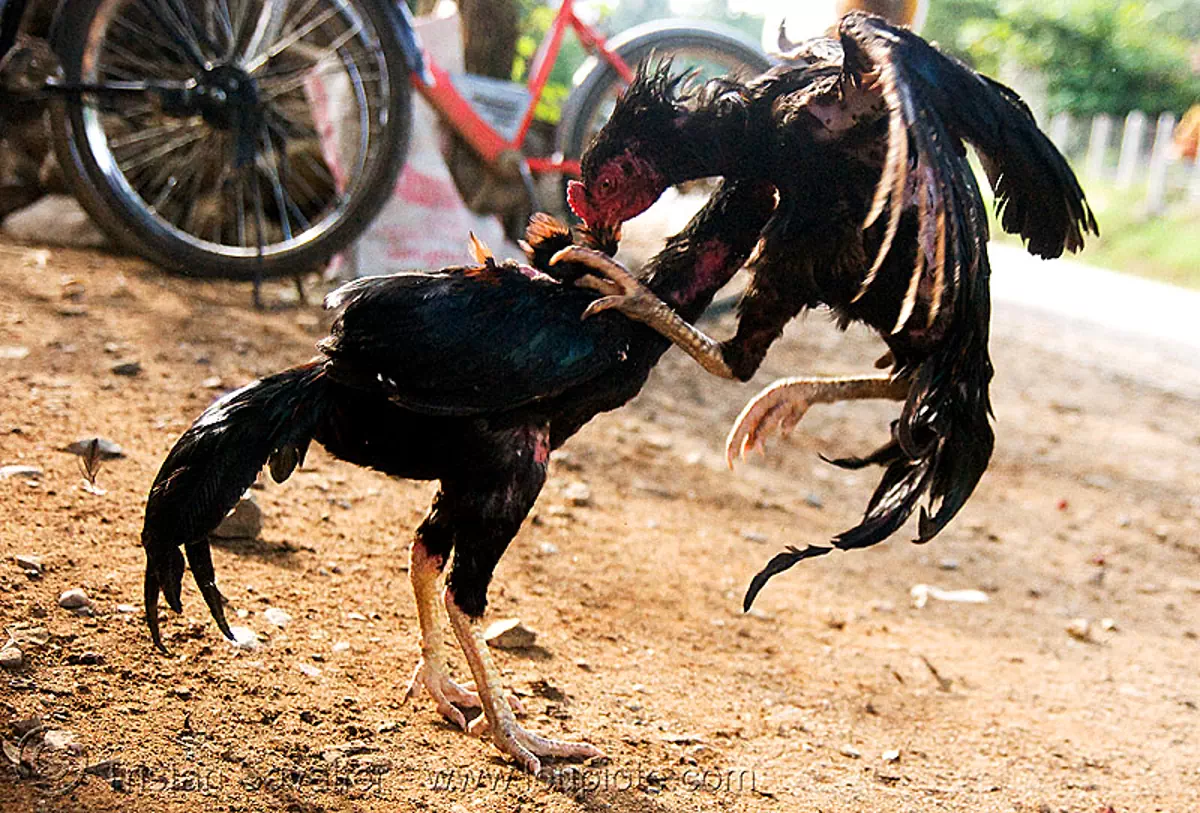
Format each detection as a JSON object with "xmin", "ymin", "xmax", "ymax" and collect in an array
[{"xmin": 1, "ymin": 237, "xmax": 1198, "ymax": 813}]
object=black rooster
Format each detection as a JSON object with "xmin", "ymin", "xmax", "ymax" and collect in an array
[
  {"xmin": 141, "ymin": 180, "xmax": 775, "ymax": 773},
  {"xmin": 565, "ymin": 12, "xmax": 1097, "ymax": 606}
]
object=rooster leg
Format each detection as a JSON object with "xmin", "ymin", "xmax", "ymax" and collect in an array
[
  {"xmin": 726, "ymin": 374, "xmax": 910, "ymax": 466},
  {"xmin": 403, "ymin": 539, "xmax": 522, "ymax": 729},
  {"xmin": 444, "ymin": 588, "xmax": 603, "ymax": 775},
  {"xmin": 551, "ymin": 246, "xmax": 736, "ymax": 379}
]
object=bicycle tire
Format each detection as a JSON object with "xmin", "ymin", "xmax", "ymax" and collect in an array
[
  {"xmin": 50, "ymin": 0, "xmax": 413, "ymax": 280},
  {"xmin": 558, "ymin": 21, "xmax": 771, "ymax": 194}
]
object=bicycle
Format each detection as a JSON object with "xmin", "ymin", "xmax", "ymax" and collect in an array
[{"xmin": 0, "ymin": 0, "xmax": 769, "ymax": 284}]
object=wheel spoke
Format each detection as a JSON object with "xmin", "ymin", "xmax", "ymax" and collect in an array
[
  {"xmin": 242, "ymin": 0, "xmax": 289, "ymax": 68},
  {"xmin": 245, "ymin": 5, "xmax": 342, "ymax": 72},
  {"xmin": 117, "ymin": 126, "xmax": 208, "ymax": 174},
  {"xmin": 210, "ymin": 0, "xmax": 237, "ymax": 59},
  {"xmin": 258, "ymin": 124, "xmax": 293, "ymax": 241},
  {"xmin": 110, "ymin": 119, "xmax": 199, "ymax": 150},
  {"xmin": 251, "ymin": 158, "xmax": 268, "ymax": 254},
  {"xmin": 137, "ymin": 0, "xmax": 209, "ymax": 68},
  {"xmin": 111, "ymin": 14, "xmax": 192, "ymax": 67}
]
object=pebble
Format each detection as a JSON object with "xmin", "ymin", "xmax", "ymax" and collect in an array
[
  {"xmin": 15, "ymin": 554, "xmax": 43, "ymax": 574},
  {"xmin": 910, "ymin": 584, "xmax": 989, "ymax": 608},
  {"xmin": 0, "ymin": 346, "xmax": 30, "ymax": 360},
  {"xmin": 804, "ymin": 492, "xmax": 824, "ymax": 509},
  {"xmin": 881, "ymin": 749, "xmax": 901, "ymax": 763},
  {"xmin": 332, "ymin": 641, "xmax": 350, "ymax": 654},
  {"xmin": 110, "ymin": 360, "xmax": 142, "ymax": 376},
  {"xmin": 116, "ymin": 604, "xmax": 137, "ymax": 614},
  {"xmin": 645, "ymin": 434, "xmax": 673, "ymax": 450},
  {"xmin": 549, "ymin": 449, "xmax": 580, "ymax": 470},
  {"xmin": 767, "ymin": 705, "xmax": 807, "ymax": 733},
  {"xmin": 0, "ymin": 646, "xmax": 23, "ymax": 670},
  {"xmin": 201, "ymin": 376, "xmax": 224, "ymax": 389},
  {"xmin": 938, "ymin": 558, "xmax": 960, "ymax": 571},
  {"xmin": 263, "ymin": 607, "xmax": 292, "ymax": 628},
  {"xmin": 58, "ymin": 588, "xmax": 92, "ymax": 610},
  {"xmin": 63, "ymin": 437, "xmax": 124, "ymax": 459},
  {"xmin": 42, "ymin": 730, "xmax": 77, "ymax": 751},
  {"xmin": 211, "ymin": 496, "xmax": 263, "ymax": 540},
  {"xmin": 0, "ymin": 465, "xmax": 43, "ymax": 480},
  {"xmin": 741, "ymin": 529, "xmax": 769, "ymax": 544},
  {"xmin": 172, "ymin": 686, "xmax": 192, "ymax": 700},
  {"xmin": 839, "ymin": 744, "xmax": 862, "ymax": 759},
  {"xmin": 296, "ymin": 663, "xmax": 322, "ymax": 678},
  {"xmin": 66, "ymin": 651, "xmax": 104, "ymax": 665},
  {"xmin": 227, "ymin": 626, "xmax": 261, "ymax": 650},
  {"xmin": 60, "ymin": 279, "xmax": 86, "ymax": 301},
  {"xmin": 484, "ymin": 618, "xmax": 537, "ymax": 649},
  {"xmin": 538, "ymin": 541, "xmax": 560, "ymax": 555},
  {"xmin": 563, "ymin": 482, "xmax": 592, "ymax": 506},
  {"xmin": 1066, "ymin": 618, "xmax": 1091, "ymax": 641}
]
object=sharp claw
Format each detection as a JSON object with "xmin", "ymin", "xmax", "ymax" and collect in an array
[
  {"xmin": 581, "ymin": 296, "xmax": 624, "ymax": 320},
  {"xmin": 550, "ymin": 246, "xmax": 638, "ymax": 288},
  {"xmin": 441, "ymin": 703, "xmax": 467, "ymax": 732}
]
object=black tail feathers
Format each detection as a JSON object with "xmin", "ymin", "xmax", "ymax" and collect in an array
[
  {"xmin": 142, "ymin": 361, "xmax": 329, "ymax": 652},
  {"xmin": 744, "ymin": 342, "xmax": 993, "ymax": 609}
]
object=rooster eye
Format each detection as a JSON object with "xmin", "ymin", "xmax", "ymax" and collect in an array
[{"xmin": 599, "ymin": 178, "xmax": 613, "ymax": 192}]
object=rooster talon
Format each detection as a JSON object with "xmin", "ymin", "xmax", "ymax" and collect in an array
[{"xmin": 581, "ymin": 297, "xmax": 624, "ymax": 320}]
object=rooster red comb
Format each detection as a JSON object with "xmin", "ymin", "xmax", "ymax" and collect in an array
[{"xmin": 566, "ymin": 180, "xmax": 599, "ymax": 225}]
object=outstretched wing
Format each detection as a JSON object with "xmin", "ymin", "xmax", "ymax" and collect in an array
[
  {"xmin": 839, "ymin": 11, "xmax": 1098, "ymax": 332},
  {"xmin": 320, "ymin": 268, "xmax": 630, "ymax": 416}
]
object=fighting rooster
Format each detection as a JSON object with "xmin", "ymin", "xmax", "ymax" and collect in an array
[
  {"xmin": 564, "ymin": 12, "xmax": 1097, "ymax": 604},
  {"xmin": 141, "ymin": 180, "xmax": 775, "ymax": 773}
]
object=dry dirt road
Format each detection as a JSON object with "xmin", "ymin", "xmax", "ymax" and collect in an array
[{"xmin": 1, "ymin": 233, "xmax": 1198, "ymax": 813}]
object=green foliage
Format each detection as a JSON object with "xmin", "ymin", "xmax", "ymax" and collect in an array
[
  {"xmin": 924, "ymin": 0, "xmax": 1200, "ymax": 116},
  {"xmin": 512, "ymin": 1, "xmax": 586, "ymax": 123}
]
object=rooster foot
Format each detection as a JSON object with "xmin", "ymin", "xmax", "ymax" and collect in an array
[
  {"xmin": 483, "ymin": 714, "xmax": 604, "ymax": 776},
  {"xmin": 550, "ymin": 245, "xmax": 662, "ymax": 321},
  {"xmin": 725, "ymin": 379, "xmax": 815, "ymax": 466},
  {"xmin": 550, "ymin": 245, "xmax": 736, "ymax": 380},
  {"xmin": 726, "ymin": 375, "xmax": 910, "ymax": 467},
  {"xmin": 404, "ymin": 656, "xmax": 522, "ymax": 731},
  {"xmin": 445, "ymin": 589, "xmax": 604, "ymax": 774}
]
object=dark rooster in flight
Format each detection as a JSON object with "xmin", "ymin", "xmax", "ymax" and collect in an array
[
  {"xmin": 565, "ymin": 12, "xmax": 1097, "ymax": 606},
  {"xmin": 140, "ymin": 180, "xmax": 775, "ymax": 773}
]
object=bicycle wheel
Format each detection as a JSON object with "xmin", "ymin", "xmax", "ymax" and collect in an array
[
  {"xmin": 558, "ymin": 21, "xmax": 771, "ymax": 201},
  {"xmin": 51, "ymin": 0, "xmax": 412, "ymax": 279}
]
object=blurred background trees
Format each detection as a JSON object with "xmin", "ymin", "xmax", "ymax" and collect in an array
[{"xmin": 926, "ymin": 0, "xmax": 1200, "ymax": 116}]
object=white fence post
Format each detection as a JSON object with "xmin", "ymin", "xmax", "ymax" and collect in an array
[
  {"xmin": 1116, "ymin": 110, "xmax": 1147, "ymax": 189},
  {"xmin": 1084, "ymin": 114, "xmax": 1112, "ymax": 179},
  {"xmin": 1049, "ymin": 112, "xmax": 1072, "ymax": 153},
  {"xmin": 1144, "ymin": 112, "xmax": 1177, "ymax": 214}
]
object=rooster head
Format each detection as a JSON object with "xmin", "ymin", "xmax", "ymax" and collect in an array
[
  {"xmin": 569, "ymin": 60, "xmax": 702, "ymax": 231},
  {"xmin": 567, "ymin": 147, "xmax": 666, "ymax": 232}
]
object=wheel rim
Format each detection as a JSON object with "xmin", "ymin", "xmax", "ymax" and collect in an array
[{"xmin": 77, "ymin": 0, "xmax": 395, "ymax": 262}]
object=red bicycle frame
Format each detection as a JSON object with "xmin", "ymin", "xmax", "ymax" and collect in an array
[{"xmin": 409, "ymin": 0, "xmax": 635, "ymax": 178}]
